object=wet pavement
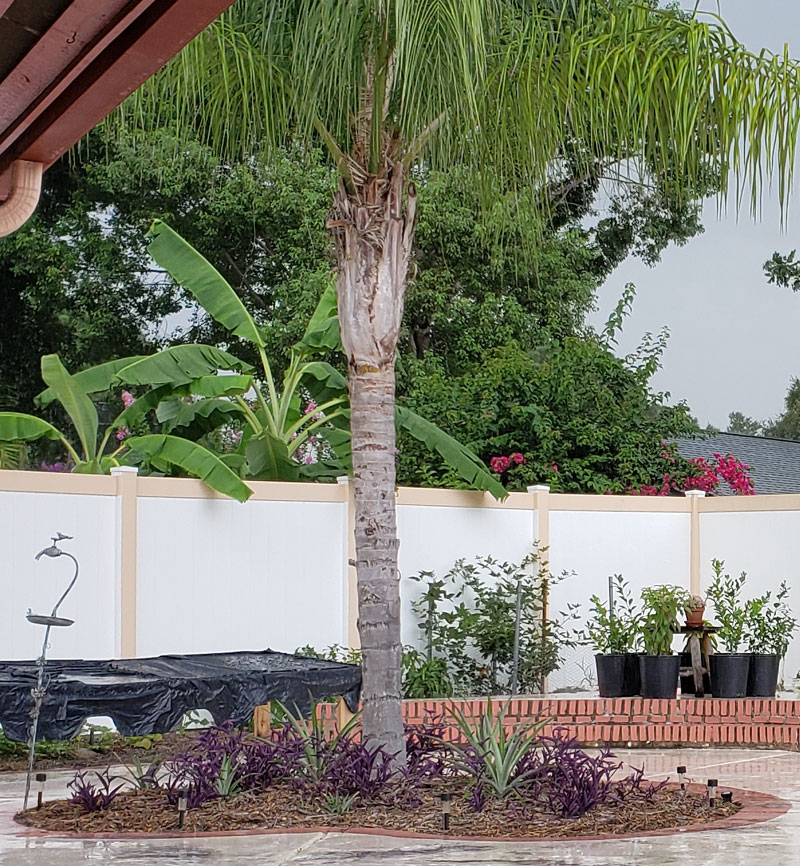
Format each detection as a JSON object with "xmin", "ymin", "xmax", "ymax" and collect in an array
[{"xmin": 0, "ymin": 748, "xmax": 797, "ymax": 864}]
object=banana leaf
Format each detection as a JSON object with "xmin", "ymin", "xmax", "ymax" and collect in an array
[
  {"xmin": 0, "ymin": 413, "xmax": 63, "ymax": 443},
  {"xmin": 147, "ymin": 220, "xmax": 266, "ymax": 348},
  {"xmin": 189, "ymin": 374, "xmax": 253, "ymax": 398},
  {"xmin": 126, "ymin": 434, "xmax": 253, "ymax": 502},
  {"xmin": 245, "ymin": 431, "xmax": 299, "ymax": 481},
  {"xmin": 0, "ymin": 441, "xmax": 24, "ymax": 469},
  {"xmin": 40, "ymin": 355, "xmax": 98, "ymax": 461},
  {"xmin": 156, "ymin": 397, "xmax": 244, "ymax": 439},
  {"xmin": 298, "ymin": 459, "xmax": 349, "ymax": 481},
  {"xmin": 113, "ymin": 345, "xmax": 252, "ymax": 387},
  {"xmin": 295, "ymin": 281, "xmax": 342, "ymax": 354},
  {"xmin": 112, "ymin": 384, "xmax": 176, "ymax": 430},
  {"xmin": 35, "ymin": 355, "xmax": 148, "ymax": 408},
  {"xmin": 303, "ymin": 361, "xmax": 348, "ymax": 406},
  {"xmin": 395, "ymin": 406, "xmax": 507, "ymax": 500}
]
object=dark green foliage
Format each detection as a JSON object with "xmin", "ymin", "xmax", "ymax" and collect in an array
[{"xmin": 396, "ymin": 325, "xmax": 698, "ymax": 494}]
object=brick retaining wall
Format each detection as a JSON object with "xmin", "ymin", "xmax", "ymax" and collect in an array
[{"xmin": 323, "ymin": 697, "xmax": 800, "ymax": 748}]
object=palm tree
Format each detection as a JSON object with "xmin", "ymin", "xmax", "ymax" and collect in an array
[{"xmin": 114, "ymin": 0, "xmax": 800, "ymax": 759}]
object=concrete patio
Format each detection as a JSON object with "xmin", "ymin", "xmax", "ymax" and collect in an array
[{"xmin": 0, "ymin": 747, "xmax": 798, "ymax": 865}]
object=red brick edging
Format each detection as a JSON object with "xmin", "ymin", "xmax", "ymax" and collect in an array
[
  {"xmin": 5, "ymin": 785, "xmax": 789, "ymax": 842},
  {"xmin": 322, "ymin": 697, "xmax": 800, "ymax": 749}
]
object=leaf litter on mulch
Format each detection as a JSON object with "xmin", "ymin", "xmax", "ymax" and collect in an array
[{"xmin": 17, "ymin": 782, "xmax": 740, "ymax": 838}]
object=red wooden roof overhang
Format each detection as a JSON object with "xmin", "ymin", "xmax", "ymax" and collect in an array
[{"xmin": 0, "ymin": 0, "xmax": 235, "ymax": 235}]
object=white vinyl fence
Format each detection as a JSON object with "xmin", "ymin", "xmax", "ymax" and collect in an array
[{"xmin": 1, "ymin": 470, "xmax": 799, "ymax": 691}]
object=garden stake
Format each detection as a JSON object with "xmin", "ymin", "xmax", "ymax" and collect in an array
[
  {"xmin": 23, "ymin": 534, "xmax": 79, "ymax": 812},
  {"xmin": 35, "ymin": 773, "xmax": 46, "ymax": 809},
  {"xmin": 707, "ymin": 779, "xmax": 718, "ymax": 806},
  {"xmin": 677, "ymin": 765, "xmax": 687, "ymax": 793},
  {"xmin": 510, "ymin": 577, "xmax": 522, "ymax": 696},
  {"xmin": 440, "ymin": 792, "xmax": 452, "ymax": 831}
]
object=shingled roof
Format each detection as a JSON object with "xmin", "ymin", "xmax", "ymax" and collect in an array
[{"xmin": 677, "ymin": 431, "xmax": 800, "ymax": 495}]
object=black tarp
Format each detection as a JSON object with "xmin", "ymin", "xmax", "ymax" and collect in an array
[{"xmin": 0, "ymin": 650, "xmax": 361, "ymax": 741}]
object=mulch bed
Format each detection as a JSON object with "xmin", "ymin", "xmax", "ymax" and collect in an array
[
  {"xmin": 17, "ymin": 782, "xmax": 740, "ymax": 839},
  {"xmin": 0, "ymin": 731, "xmax": 194, "ymax": 773}
]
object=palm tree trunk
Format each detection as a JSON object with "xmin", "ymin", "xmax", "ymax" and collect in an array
[{"xmin": 329, "ymin": 163, "xmax": 416, "ymax": 762}]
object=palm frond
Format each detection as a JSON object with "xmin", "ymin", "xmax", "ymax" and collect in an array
[{"xmin": 113, "ymin": 1, "xmax": 800, "ymax": 220}]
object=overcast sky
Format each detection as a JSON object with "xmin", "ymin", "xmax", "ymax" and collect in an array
[{"xmin": 588, "ymin": 0, "xmax": 800, "ymax": 429}]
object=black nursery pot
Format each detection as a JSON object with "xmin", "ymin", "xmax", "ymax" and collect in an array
[
  {"xmin": 638, "ymin": 655, "xmax": 680, "ymax": 699},
  {"xmin": 595, "ymin": 654, "xmax": 641, "ymax": 697},
  {"xmin": 747, "ymin": 654, "xmax": 780, "ymax": 697},
  {"xmin": 709, "ymin": 653, "xmax": 750, "ymax": 698}
]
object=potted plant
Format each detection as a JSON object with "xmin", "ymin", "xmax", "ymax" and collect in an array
[
  {"xmin": 705, "ymin": 559, "xmax": 750, "ymax": 698},
  {"xmin": 639, "ymin": 584, "xmax": 691, "ymax": 699},
  {"xmin": 744, "ymin": 582, "xmax": 797, "ymax": 697},
  {"xmin": 685, "ymin": 595, "xmax": 706, "ymax": 628},
  {"xmin": 584, "ymin": 575, "xmax": 640, "ymax": 697}
]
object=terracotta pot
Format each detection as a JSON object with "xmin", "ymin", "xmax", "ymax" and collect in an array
[{"xmin": 685, "ymin": 606, "xmax": 705, "ymax": 627}]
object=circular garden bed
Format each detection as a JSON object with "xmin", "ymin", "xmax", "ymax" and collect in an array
[{"xmin": 13, "ymin": 709, "xmax": 773, "ymax": 840}]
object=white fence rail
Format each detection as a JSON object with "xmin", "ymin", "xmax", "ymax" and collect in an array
[{"xmin": 1, "ymin": 470, "xmax": 799, "ymax": 690}]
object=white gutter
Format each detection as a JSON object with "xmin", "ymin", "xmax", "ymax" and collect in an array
[{"xmin": 0, "ymin": 160, "xmax": 44, "ymax": 237}]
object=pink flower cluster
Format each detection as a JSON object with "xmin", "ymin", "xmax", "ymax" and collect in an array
[
  {"xmin": 121, "ymin": 391, "xmax": 134, "ymax": 408},
  {"xmin": 697, "ymin": 452, "xmax": 755, "ymax": 496},
  {"xmin": 489, "ymin": 452, "xmax": 526, "ymax": 474},
  {"xmin": 630, "ymin": 450, "xmax": 754, "ymax": 497}
]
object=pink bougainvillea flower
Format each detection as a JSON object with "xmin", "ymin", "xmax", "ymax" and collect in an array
[
  {"xmin": 120, "ymin": 390, "xmax": 135, "ymax": 408},
  {"xmin": 511, "ymin": 452, "xmax": 525, "ymax": 464},
  {"xmin": 490, "ymin": 456, "xmax": 511, "ymax": 473}
]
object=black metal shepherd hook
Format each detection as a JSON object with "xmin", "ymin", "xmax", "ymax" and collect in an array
[{"xmin": 23, "ymin": 534, "xmax": 79, "ymax": 811}]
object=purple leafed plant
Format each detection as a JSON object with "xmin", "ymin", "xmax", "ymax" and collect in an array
[
  {"xmin": 519, "ymin": 728, "xmax": 622, "ymax": 818},
  {"xmin": 515, "ymin": 729, "xmax": 667, "ymax": 819},
  {"xmin": 164, "ymin": 722, "xmax": 302, "ymax": 809},
  {"xmin": 404, "ymin": 715, "xmax": 449, "ymax": 781},
  {"xmin": 608, "ymin": 765, "xmax": 667, "ymax": 803},
  {"xmin": 317, "ymin": 736, "xmax": 396, "ymax": 799},
  {"xmin": 469, "ymin": 780, "xmax": 488, "ymax": 813},
  {"xmin": 68, "ymin": 768, "xmax": 124, "ymax": 812}
]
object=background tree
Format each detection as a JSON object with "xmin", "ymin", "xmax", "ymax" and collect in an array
[
  {"xmin": 728, "ymin": 379, "xmax": 800, "ymax": 441},
  {"xmin": 727, "ymin": 412, "xmax": 765, "ymax": 437}
]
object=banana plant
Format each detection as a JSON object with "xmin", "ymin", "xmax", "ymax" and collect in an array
[
  {"xmin": 131, "ymin": 220, "xmax": 348, "ymax": 482},
  {"xmin": 142, "ymin": 220, "xmax": 506, "ymax": 497},
  {"xmin": 0, "ymin": 354, "xmax": 253, "ymax": 502}
]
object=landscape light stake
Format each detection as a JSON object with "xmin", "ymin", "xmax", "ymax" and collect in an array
[
  {"xmin": 177, "ymin": 789, "xmax": 188, "ymax": 829},
  {"xmin": 440, "ymin": 792, "xmax": 452, "ymax": 831},
  {"xmin": 23, "ymin": 533, "xmax": 79, "ymax": 812},
  {"xmin": 707, "ymin": 779, "xmax": 718, "ymax": 806},
  {"xmin": 721, "ymin": 791, "xmax": 733, "ymax": 804},
  {"xmin": 677, "ymin": 765, "xmax": 687, "ymax": 793},
  {"xmin": 35, "ymin": 773, "xmax": 46, "ymax": 809}
]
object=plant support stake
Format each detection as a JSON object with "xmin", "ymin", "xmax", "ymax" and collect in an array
[
  {"xmin": 511, "ymin": 577, "xmax": 523, "ymax": 696},
  {"xmin": 23, "ymin": 534, "xmax": 79, "ymax": 812}
]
